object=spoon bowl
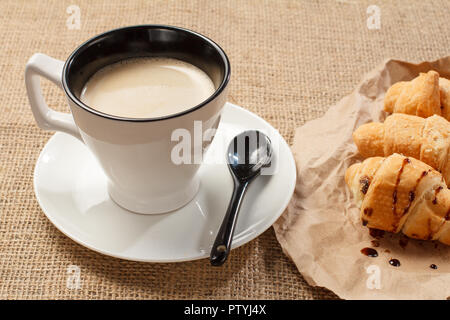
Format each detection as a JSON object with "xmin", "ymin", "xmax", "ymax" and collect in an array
[{"xmin": 227, "ymin": 130, "xmax": 273, "ymax": 181}]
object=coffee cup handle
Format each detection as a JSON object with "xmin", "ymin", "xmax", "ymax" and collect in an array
[{"xmin": 25, "ymin": 53, "xmax": 83, "ymax": 142}]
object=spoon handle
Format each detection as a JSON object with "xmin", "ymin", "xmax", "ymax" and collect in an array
[{"xmin": 210, "ymin": 180, "xmax": 249, "ymax": 266}]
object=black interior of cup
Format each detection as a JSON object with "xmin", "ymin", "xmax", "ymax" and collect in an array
[{"xmin": 63, "ymin": 25, "xmax": 230, "ymax": 120}]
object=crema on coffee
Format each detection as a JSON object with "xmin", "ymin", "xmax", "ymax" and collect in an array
[{"xmin": 80, "ymin": 57, "xmax": 216, "ymax": 118}]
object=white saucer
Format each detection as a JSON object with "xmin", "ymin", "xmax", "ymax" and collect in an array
[{"xmin": 33, "ymin": 102, "xmax": 296, "ymax": 262}]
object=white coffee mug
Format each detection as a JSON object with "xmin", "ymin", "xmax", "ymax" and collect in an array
[{"xmin": 25, "ymin": 25, "xmax": 230, "ymax": 214}]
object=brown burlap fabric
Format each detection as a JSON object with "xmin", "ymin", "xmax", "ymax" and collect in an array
[{"xmin": 0, "ymin": 0, "xmax": 448, "ymax": 300}]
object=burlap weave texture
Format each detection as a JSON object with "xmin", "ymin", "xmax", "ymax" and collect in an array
[{"xmin": 0, "ymin": 0, "xmax": 449, "ymax": 299}]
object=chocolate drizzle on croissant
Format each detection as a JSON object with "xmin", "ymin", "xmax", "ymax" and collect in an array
[{"xmin": 346, "ymin": 154, "xmax": 450, "ymax": 245}]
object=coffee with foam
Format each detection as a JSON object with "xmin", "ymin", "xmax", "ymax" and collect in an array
[{"xmin": 80, "ymin": 57, "xmax": 216, "ymax": 118}]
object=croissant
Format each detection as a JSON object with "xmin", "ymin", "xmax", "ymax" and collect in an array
[
  {"xmin": 353, "ymin": 113, "xmax": 450, "ymax": 183},
  {"xmin": 384, "ymin": 71, "xmax": 442, "ymax": 119},
  {"xmin": 345, "ymin": 153, "xmax": 450, "ymax": 245},
  {"xmin": 440, "ymin": 77, "xmax": 450, "ymax": 120}
]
